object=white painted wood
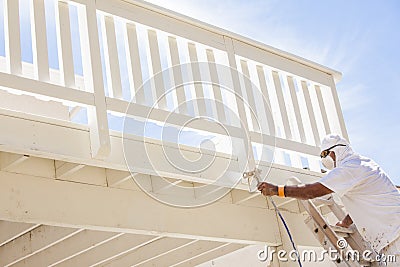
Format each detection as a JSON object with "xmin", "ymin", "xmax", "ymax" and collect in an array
[
  {"xmin": 148, "ymin": 29, "xmax": 167, "ymax": 109},
  {"xmin": 124, "ymin": 23, "xmax": 145, "ymax": 104},
  {"xmin": 240, "ymin": 60, "xmax": 260, "ymax": 132},
  {"xmin": 232, "ymin": 39, "xmax": 335, "ymax": 87},
  {"xmin": 93, "ymin": 0, "xmax": 342, "ymax": 84},
  {"xmin": 14, "ymin": 230, "xmax": 118, "ymax": 267},
  {"xmin": 301, "ymin": 80, "xmax": 321, "ymax": 146},
  {"xmin": 206, "ymin": 49, "xmax": 226, "ymax": 124},
  {"xmin": 100, "ymin": 237, "xmax": 190, "ymax": 266},
  {"xmin": 55, "ymin": 1, "xmax": 75, "ymax": 88},
  {"xmin": 175, "ymin": 243, "xmax": 247, "ymax": 267},
  {"xmin": 188, "ymin": 42, "xmax": 207, "ymax": 116},
  {"xmin": 0, "ymin": 171, "xmax": 281, "ymax": 244},
  {"xmin": 168, "ymin": 36, "xmax": 187, "ymax": 114},
  {"xmin": 106, "ymin": 169, "xmax": 135, "ymax": 187},
  {"xmin": 0, "ymin": 153, "xmax": 30, "ymax": 172},
  {"xmin": 315, "ymin": 85, "xmax": 331, "ymax": 135},
  {"xmin": 138, "ymin": 240, "xmax": 225, "ymax": 267},
  {"xmin": 0, "ymin": 225, "xmax": 82, "ymax": 266},
  {"xmin": 4, "ymin": 0, "xmax": 22, "ymax": 75},
  {"xmin": 48, "ymin": 233, "xmax": 124, "ymax": 267},
  {"xmin": 255, "ymin": 65, "xmax": 274, "ymax": 136},
  {"xmin": 328, "ymin": 78, "xmax": 349, "ymax": 140},
  {"xmin": 272, "ymin": 71, "xmax": 292, "ymax": 140},
  {"xmin": 0, "ymin": 72, "xmax": 94, "ymax": 106},
  {"xmin": 287, "ymin": 76, "xmax": 306, "ymax": 143},
  {"xmin": 55, "ymin": 162, "xmax": 85, "ymax": 179},
  {"xmin": 56, "ymin": 234, "xmax": 158, "ymax": 267},
  {"xmin": 30, "ymin": 0, "xmax": 50, "ymax": 82},
  {"xmin": 95, "ymin": 0, "xmax": 226, "ymax": 51},
  {"xmin": 224, "ymin": 36, "xmax": 255, "ymax": 171},
  {"xmin": 78, "ymin": 1, "xmax": 111, "ymax": 159},
  {"xmin": 102, "ymin": 16, "xmax": 123, "ymax": 99},
  {"xmin": 0, "ymin": 221, "xmax": 40, "ymax": 247}
]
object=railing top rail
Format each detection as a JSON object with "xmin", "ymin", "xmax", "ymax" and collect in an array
[{"xmin": 118, "ymin": 0, "xmax": 342, "ymax": 82}]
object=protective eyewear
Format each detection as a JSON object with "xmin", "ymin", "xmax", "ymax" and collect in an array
[{"xmin": 320, "ymin": 144, "xmax": 346, "ymax": 158}]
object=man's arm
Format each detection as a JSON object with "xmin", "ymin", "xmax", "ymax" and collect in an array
[{"xmin": 257, "ymin": 182, "xmax": 333, "ymax": 200}]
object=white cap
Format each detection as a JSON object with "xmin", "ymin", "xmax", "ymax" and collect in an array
[
  {"xmin": 320, "ymin": 134, "xmax": 352, "ymax": 165},
  {"xmin": 320, "ymin": 134, "xmax": 349, "ymax": 152}
]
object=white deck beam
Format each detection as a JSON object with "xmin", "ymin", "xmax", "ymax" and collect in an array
[{"xmin": 0, "ymin": 171, "xmax": 281, "ymax": 245}]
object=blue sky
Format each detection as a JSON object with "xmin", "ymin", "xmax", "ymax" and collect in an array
[{"xmin": 144, "ymin": 0, "xmax": 400, "ymax": 185}]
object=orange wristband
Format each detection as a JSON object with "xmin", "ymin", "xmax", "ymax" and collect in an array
[{"xmin": 278, "ymin": 185, "xmax": 285, "ymax": 198}]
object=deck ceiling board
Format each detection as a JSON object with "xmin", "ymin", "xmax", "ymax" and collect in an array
[
  {"xmin": 173, "ymin": 243, "xmax": 248, "ymax": 267},
  {"xmin": 0, "ymin": 225, "xmax": 82, "ymax": 266},
  {"xmin": 12, "ymin": 229, "xmax": 118, "ymax": 267},
  {"xmin": 103, "ymin": 237, "xmax": 197, "ymax": 267},
  {"xmin": 55, "ymin": 233, "xmax": 157, "ymax": 267},
  {"xmin": 138, "ymin": 240, "xmax": 226, "ymax": 267},
  {"xmin": 0, "ymin": 221, "xmax": 39, "ymax": 247}
]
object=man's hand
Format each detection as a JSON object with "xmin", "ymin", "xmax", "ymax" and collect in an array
[{"xmin": 257, "ymin": 182, "xmax": 278, "ymax": 196}]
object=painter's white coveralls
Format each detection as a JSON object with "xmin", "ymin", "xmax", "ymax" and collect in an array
[{"xmin": 319, "ymin": 134, "xmax": 400, "ymax": 265}]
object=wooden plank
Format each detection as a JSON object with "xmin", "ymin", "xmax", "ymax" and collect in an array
[
  {"xmin": 4, "ymin": 0, "xmax": 22, "ymax": 75},
  {"xmin": 256, "ymin": 65, "xmax": 274, "ymax": 135},
  {"xmin": 240, "ymin": 60, "xmax": 260, "ymax": 132},
  {"xmin": 0, "ymin": 72, "xmax": 94, "ymax": 106},
  {"xmin": 287, "ymin": 76, "xmax": 306, "ymax": 143},
  {"xmin": 124, "ymin": 23, "xmax": 145, "ymax": 104},
  {"xmin": 103, "ymin": 16, "xmax": 123, "ymax": 99},
  {"xmin": 272, "ymin": 71, "xmax": 292, "ymax": 140},
  {"xmin": 56, "ymin": 234, "xmax": 157, "ymax": 267},
  {"xmin": 55, "ymin": 1, "xmax": 75, "ymax": 88},
  {"xmin": 14, "ymin": 230, "xmax": 118, "ymax": 267},
  {"xmin": 148, "ymin": 29, "xmax": 167, "ymax": 109},
  {"xmin": 232, "ymin": 39, "xmax": 334, "ymax": 87},
  {"xmin": 0, "ymin": 153, "xmax": 30, "ymax": 172},
  {"xmin": 0, "ymin": 225, "xmax": 82, "ymax": 266},
  {"xmin": 30, "ymin": 0, "xmax": 50, "ymax": 81},
  {"xmin": 0, "ymin": 221, "xmax": 40, "ymax": 247},
  {"xmin": 172, "ymin": 243, "xmax": 247, "ymax": 267},
  {"xmin": 328, "ymin": 78, "xmax": 349, "ymax": 140},
  {"xmin": 301, "ymin": 80, "xmax": 321, "ymax": 146},
  {"xmin": 140, "ymin": 240, "xmax": 225, "ymax": 267},
  {"xmin": 107, "ymin": 238, "xmax": 197, "ymax": 267},
  {"xmin": 95, "ymin": 0, "xmax": 226, "ymax": 51},
  {"xmin": 55, "ymin": 162, "xmax": 85, "ymax": 179},
  {"xmin": 206, "ymin": 49, "xmax": 226, "ymax": 124},
  {"xmin": 224, "ymin": 36, "xmax": 254, "ymax": 171},
  {"xmin": 188, "ymin": 42, "xmax": 207, "ymax": 116},
  {"xmin": 78, "ymin": 1, "xmax": 111, "ymax": 159},
  {"xmin": 168, "ymin": 36, "xmax": 187, "ymax": 114},
  {"xmin": 0, "ymin": 171, "xmax": 281, "ymax": 245},
  {"xmin": 315, "ymin": 85, "xmax": 331, "ymax": 135}
]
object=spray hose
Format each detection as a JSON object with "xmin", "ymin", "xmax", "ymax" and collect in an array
[{"xmin": 244, "ymin": 168, "xmax": 303, "ymax": 267}]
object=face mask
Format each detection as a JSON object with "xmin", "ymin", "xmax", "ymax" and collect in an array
[{"xmin": 321, "ymin": 155, "xmax": 335, "ymax": 170}]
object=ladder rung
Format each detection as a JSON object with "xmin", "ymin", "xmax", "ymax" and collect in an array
[
  {"xmin": 330, "ymin": 225, "xmax": 355, "ymax": 234},
  {"xmin": 312, "ymin": 197, "xmax": 334, "ymax": 206}
]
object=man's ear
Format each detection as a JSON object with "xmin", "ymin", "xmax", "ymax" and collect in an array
[{"xmin": 330, "ymin": 151, "xmax": 336, "ymax": 161}]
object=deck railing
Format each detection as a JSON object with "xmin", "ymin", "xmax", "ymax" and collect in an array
[{"xmin": 0, "ymin": 0, "xmax": 348, "ymax": 185}]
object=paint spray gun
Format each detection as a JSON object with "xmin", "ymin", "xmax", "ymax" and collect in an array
[{"xmin": 243, "ymin": 168, "xmax": 262, "ymax": 193}]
